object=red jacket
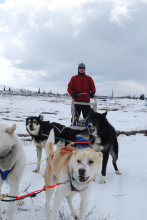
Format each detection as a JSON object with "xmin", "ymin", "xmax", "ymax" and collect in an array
[{"xmin": 67, "ymin": 74, "xmax": 96, "ymax": 102}]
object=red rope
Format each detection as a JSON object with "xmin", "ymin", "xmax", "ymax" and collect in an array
[
  {"xmin": 16, "ymin": 183, "xmax": 59, "ymax": 200},
  {"xmin": 69, "ymin": 141, "xmax": 89, "ymax": 144}
]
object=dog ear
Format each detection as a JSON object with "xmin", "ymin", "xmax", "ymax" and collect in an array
[
  {"xmin": 39, "ymin": 115, "xmax": 44, "ymax": 122},
  {"xmin": 97, "ymin": 152, "xmax": 103, "ymax": 158},
  {"xmin": 89, "ymin": 108, "xmax": 94, "ymax": 115},
  {"xmin": 103, "ymin": 111, "xmax": 107, "ymax": 117},
  {"xmin": 6, "ymin": 124, "xmax": 16, "ymax": 136}
]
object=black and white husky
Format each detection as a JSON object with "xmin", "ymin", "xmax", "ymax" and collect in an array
[
  {"xmin": 0, "ymin": 123, "xmax": 26, "ymax": 220},
  {"xmin": 86, "ymin": 109, "xmax": 121, "ymax": 183},
  {"xmin": 26, "ymin": 115, "xmax": 81, "ymax": 173}
]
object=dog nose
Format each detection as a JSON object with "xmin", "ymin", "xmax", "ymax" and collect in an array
[
  {"xmin": 79, "ymin": 169, "xmax": 86, "ymax": 176},
  {"xmin": 30, "ymin": 124, "xmax": 33, "ymax": 130},
  {"xmin": 87, "ymin": 124, "xmax": 91, "ymax": 129}
]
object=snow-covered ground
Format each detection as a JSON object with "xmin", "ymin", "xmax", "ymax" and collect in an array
[{"xmin": 0, "ymin": 93, "xmax": 147, "ymax": 220}]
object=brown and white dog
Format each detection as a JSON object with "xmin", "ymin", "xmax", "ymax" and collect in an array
[{"xmin": 44, "ymin": 129, "xmax": 102, "ymax": 220}]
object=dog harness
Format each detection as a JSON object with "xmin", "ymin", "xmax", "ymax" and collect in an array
[
  {"xmin": 0, "ymin": 163, "xmax": 17, "ymax": 181},
  {"xmin": 51, "ymin": 146, "xmax": 73, "ymax": 159},
  {"xmin": 0, "ymin": 145, "xmax": 17, "ymax": 181}
]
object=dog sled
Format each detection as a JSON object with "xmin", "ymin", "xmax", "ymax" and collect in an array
[{"xmin": 70, "ymin": 93, "xmax": 97, "ymax": 130}]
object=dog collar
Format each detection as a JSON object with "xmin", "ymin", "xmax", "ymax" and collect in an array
[
  {"xmin": 71, "ymin": 182, "xmax": 78, "ymax": 192},
  {"xmin": 0, "ymin": 145, "xmax": 14, "ymax": 159},
  {"xmin": 70, "ymin": 172, "xmax": 79, "ymax": 192}
]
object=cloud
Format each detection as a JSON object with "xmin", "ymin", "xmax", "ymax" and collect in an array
[{"xmin": 0, "ymin": 0, "xmax": 147, "ymax": 96}]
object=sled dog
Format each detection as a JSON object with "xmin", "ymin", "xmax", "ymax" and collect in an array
[
  {"xmin": 44, "ymin": 129, "xmax": 102, "ymax": 220},
  {"xmin": 0, "ymin": 123, "xmax": 26, "ymax": 220},
  {"xmin": 86, "ymin": 109, "xmax": 121, "ymax": 183},
  {"xmin": 26, "ymin": 115, "xmax": 82, "ymax": 172}
]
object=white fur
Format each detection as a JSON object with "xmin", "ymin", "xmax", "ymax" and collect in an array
[
  {"xmin": 0, "ymin": 123, "xmax": 26, "ymax": 220},
  {"xmin": 33, "ymin": 138, "xmax": 46, "ymax": 149}
]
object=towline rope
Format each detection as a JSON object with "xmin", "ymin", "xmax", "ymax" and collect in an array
[{"xmin": 0, "ymin": 180, "xmax": 71, "ymax": 202}]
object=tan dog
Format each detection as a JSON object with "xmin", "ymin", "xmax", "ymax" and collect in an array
[{"xmin": 44, "ymin": 129, "xmax": 102, "ymax": 220}]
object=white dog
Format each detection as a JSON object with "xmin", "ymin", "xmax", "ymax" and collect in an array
[
  {"xmin": 44, "ymin": 129, "xmax": 102, "ymax": 220},
  {"xmin": 0, "ymin": 123, "xmax": 26, "ymax": 220}
]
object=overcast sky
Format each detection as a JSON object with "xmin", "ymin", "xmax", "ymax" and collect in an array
[{"xmin": 0, "ymin": 0, "xmax": 147, "ymax": 97}]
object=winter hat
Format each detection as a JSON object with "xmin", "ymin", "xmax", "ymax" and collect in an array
[{"xmin": 78, "ymin": 63, "xmax": 86, "ymax": 70}]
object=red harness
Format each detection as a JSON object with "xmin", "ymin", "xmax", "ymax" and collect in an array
[{"xmin": 51, "ymin": 146, "xmax": 73, "ymax": 159}]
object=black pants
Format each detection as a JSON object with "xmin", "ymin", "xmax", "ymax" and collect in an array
[{"xmin": 74, "ymin": 104, "xmax": 91, "ymax": 120}]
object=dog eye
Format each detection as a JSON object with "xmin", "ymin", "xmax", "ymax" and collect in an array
[
  {"xmin": 77, "ymin": 160, "xmax": 81, "ymax": 163},
  {"xmin": 33, "ymin": 120, "xmax": 37, "ymax": 124},
  {"xmin": 89, "ymin": 160, "xmax": 94, "ymax": 164}
]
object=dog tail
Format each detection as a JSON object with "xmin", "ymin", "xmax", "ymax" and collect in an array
[{"xmin": 45, "ymin": 129, "xmax": 55, "ymax": 157}]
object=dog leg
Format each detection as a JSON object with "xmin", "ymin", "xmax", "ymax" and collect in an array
[
  {"xmin": 45, "ymin": 175, "xmax": 56, "ymax": 220},
  {"xmin": 110, "ymin": 147, "xmax": 122, "ymax": 175},
  {"xmin": 66, "ymin": 193, "xmax": 79, "ymax": 219},
  {"xmin": 32, "ymin": 146, "xmax": 42, "ymax": 173},
  {"xmin": 79, "ymin": 185, "xmax": 92, "ymax": 220},
  {"xmin": 112, "ymin": 159, "xmax": 121, "ymax": 175},
  {"xmin": 100, "ymin": 151, "xmax": 109, "ymax": 184},
  {"xmin": 45, "ymin": 187, "xmax": 55, "ymax": 220},
  {"xmin": 7, "ymin": 183, "xmax": 19, "ymax": 220},
  {"xmin": 51, "ymin": 185, "xmax": 69, "ymax": 220}
]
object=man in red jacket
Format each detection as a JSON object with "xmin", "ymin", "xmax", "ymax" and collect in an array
[{"xmin": 67, "ymin": 63, "xmax": 96, "ymax": 123}]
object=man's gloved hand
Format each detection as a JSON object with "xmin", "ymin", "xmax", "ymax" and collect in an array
[
  {"xmin": 88, "ymin": 91, "xmax": 95, "ymax": 98},
  {"xmin": 71, "ymin": 93, "xmax": 79, "ymax": 99}
]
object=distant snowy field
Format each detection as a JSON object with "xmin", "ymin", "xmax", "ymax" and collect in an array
[{"xmin": 0, "ymin": 93, "xmax": 147, "ymax": 220}]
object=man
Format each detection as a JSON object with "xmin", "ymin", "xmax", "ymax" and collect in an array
[{"xmin": 67, "ymin": 63, "xmax": 96, "ymax": 123}]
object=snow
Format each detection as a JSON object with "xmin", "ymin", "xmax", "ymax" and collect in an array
[{"xmin": 0, "ymin": 93, "xmax": 147, "ymax": 220}]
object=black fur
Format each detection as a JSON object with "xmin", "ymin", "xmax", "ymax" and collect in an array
[{"xmin": 86, "ymin": 109, "xmax": 120, "ymax": 181}]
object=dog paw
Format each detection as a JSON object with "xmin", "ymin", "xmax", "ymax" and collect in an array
[
  {"xmin": 32, "ymin": 168, "xmax": 40, "ymax": 173},
  {"xmin": 99, "ymin": 176, "xmax": 106, "ymax": 184},
  {"xmin": 115, "ymin": 170, "xmax": 122, "ymax": 175},
  {"xmin": 73, "ymin": 214, "xmax": 79, "ymax": 219},
  {"xmin": 17, "ymin": 200, "xmax": 24, "ymax": 206}
]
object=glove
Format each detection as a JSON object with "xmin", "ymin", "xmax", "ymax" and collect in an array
[
  {"xmin": 88, "ymin": 91, "xmax": 95, "ymax": 98},
  {"xmin": 71, "ymin": 93, "xmax": 79, "ymax": 99}
]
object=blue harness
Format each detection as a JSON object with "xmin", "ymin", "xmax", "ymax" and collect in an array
[
  {"xmin": 0, "ymin": 169, "xmax": 12, "ymax": 181},
  {"xmin": 0, "ymin": 146, "xmax": 16, "ymax": 181},
  {"xmin": 0, "ymin": 163, "xmax": 16, "ymax": 181}
]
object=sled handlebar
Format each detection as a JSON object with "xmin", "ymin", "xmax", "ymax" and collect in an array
[{"xmin": 76, "ymin": 93, "xmax": 96, "ymax": 101}]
